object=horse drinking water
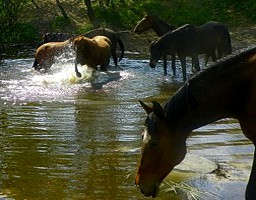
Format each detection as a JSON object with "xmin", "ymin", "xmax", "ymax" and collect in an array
[
  {"xmin": 134, "ymin": 15, "xmax": 232, "ymax": 76},
  {"xmin": 135, "ymin": 46, "xmax": 256, "ymax": 200}
]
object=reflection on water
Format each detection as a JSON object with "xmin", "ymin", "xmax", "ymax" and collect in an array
[{"xmin": 0, "ymin": 56, "xmax": 254, "ymax": 199}]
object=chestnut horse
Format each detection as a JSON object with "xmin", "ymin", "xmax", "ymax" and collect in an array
[
  {"xmin": 135, "ymin": 46, "xmax": 256, "ymax": 199},
  {"xmin": 42, "ymin": 28, "xmax": 124, "ymax": 66},
  {"xmin": 134, "ymin": 15, "xmax": 232, "ymax": 75},
  {"xmin": 32, "ymin": 39, "xmax": 72, "ymax": 71},
  {"xmin": 73, "ymin": 35, "xmax": 112, "ymax": 77}
]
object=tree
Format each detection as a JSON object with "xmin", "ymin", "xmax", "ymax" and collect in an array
[
  {"xmin": 56, "ymin": 0, "xmax": 69, "ymax": 21},
  {"xmin": 83, "ymin": 0, "xmax": 100, "ymax": 28}
]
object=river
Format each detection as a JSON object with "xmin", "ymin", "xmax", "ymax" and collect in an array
[{"xmin": 0, "ymin": 52, "xmax": 254, "ymax": 200}]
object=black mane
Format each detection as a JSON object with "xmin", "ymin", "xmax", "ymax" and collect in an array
[
  {"xmin": 190, "ymin": 46, "xmax": 256, "ymax": 86},
  {"xmin": 163, "ymin": 46, "xmax": 256, "ymax": 127}
]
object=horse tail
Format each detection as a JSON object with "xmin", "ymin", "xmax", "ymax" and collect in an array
[{"xmin": 117, "ymin": 36, "xmax": 124, "ymax": 62}]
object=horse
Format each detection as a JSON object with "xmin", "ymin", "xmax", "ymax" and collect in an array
[
  {"xmin": 42, "ymin": 27, "xmax": 124, "ymax": 66},
  {"xmin": 149, "ymin": 24, "xmax": 201, "ymax": 81},
  {"xmin": 73, "ymin": 35, "xmax": 112, "ymax": 77},
  {"xmin": 135, "ymin": 46, "xmax": 256, "ymax": 199},
  {"xmin": 32, "ymin": 39, "xmax": 72, "ymax": 71},
  {"xmin": 134, "ymin": 15, "xmax": 232, "ymax": 75},
  {"xmin": 134, "ymin": 15, "xmax": 176, "ymax": 75},
  {"xmin": 150, "ymin": 21, "xmax": 232, "ymax": 81}
]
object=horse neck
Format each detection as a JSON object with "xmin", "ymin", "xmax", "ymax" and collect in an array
[
  {"xmin": 151, "ymin": 18, "xmax": 175, "ymax": 36},
  {"xmin": 164, "ymin": 81, "xmax": 239, "ymax": 137}
]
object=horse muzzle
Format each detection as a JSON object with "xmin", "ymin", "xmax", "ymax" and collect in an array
[{"xmin": 135, "ymin": 175, "xmax": 159, "ymax": 198}]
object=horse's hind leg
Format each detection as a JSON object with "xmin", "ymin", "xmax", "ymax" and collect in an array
[
  {"xmin": 246, "ymin": 148, "xmax": 256, "ymax": 200},
  {"xmin": 171, "ymin": 54, "xmax": 176, "ymax": 76}
]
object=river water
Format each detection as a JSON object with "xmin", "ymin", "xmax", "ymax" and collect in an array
[{"xmin": 0, "ymin": 52, "xmax": 254, "ymax": 200}]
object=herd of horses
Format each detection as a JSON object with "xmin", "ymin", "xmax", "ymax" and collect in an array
[{"xmin": 32, "ymin": 15, "xmax": 256, "ymax": 200}]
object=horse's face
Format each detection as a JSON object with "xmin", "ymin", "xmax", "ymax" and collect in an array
[
  {"xmin": 135, "ymin": 100, "xmax": 186, "ymax": 197},
  {"xmin": 134, "ymin": 15, "xmax": 153, "ymax": 34},
  {"xmin": 149, "ymin": 41, "xmax": 162, "ymax": 68}
]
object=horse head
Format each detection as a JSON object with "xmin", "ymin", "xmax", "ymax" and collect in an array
[
  {"xmin": 149, "ymin": 40, "xmax": 163, "ymax": 68},
  {"xmin": 135, "ymin": 100, "xmax": 186, "ymax": 197},
  {"xmin": 134, "ymin": 15, "xmax": 153, "ymax": 34}
]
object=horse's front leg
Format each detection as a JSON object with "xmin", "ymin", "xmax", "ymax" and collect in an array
[
  {"xmin": 163, "ymin": 55, "xmax": 167, "ymax": 75},
  {"xmin": 171, "ymin": 54, "xmax": 176, "ymax": 76},
  {"xmin": 75, "ymin": 60, "xmax": 82, "ymax": 77},
  {"xmin": 179, "ymin": 56, "xmax": 187, "ymax": 82},
  {"xmin": 246, "ymin": 147, "xmax": 256, "ymax": 200}
]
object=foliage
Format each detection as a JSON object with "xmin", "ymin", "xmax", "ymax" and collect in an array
[
  {"xmin": 1, "ymin": 0, "xmax": 256, "ymax": 45},
  {"xmin": 51, "ymin": 16, "xmax": 71, "ymax": 32}
]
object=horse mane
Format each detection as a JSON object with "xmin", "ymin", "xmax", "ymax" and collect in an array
[
  {"xmin": 163, "ymin": 46, "xmax": 256, "ymax": 126},
  {"xmin": 150, "ymin": 15, "xmax": 175, "ymax": 30},
  {"xmin": 189, "ymin": 46, "xmax": 256, "ymax": 88}
]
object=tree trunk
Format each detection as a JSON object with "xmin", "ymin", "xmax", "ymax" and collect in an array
[
  {"xmin": 83, "ymin": 0, "xmax": 99, "ymax": 28},
  {"xmin": 56, "ymin": 0, "xmax": 69, "ymax": 21}
]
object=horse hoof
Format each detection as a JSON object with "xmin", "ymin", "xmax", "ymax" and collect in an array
[{"xmin": 76, "ymin": 72, "xmax": 82, "ymax": 77}]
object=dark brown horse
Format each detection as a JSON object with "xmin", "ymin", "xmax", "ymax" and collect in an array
[
  {"xmin": 149, "ymin": 24, "xmax": 200, "ymax": 81},
  {"xmin": 42, "ymin": 28, "xmax": 124, "ymax": 66},
  {"xmin": 134, "ymin": 15, "xmax": 232, "ymax": 75},
  {"xmin": 135, "ymin": 46, "xmax": 256, "ymax": 199},
  {"xmin": 150, "ymin": 21, "xmax": 232, "ymax": 81},
  {"xmin": 134, "ymin": 15, "xmax": 176, "ymax": 75}
]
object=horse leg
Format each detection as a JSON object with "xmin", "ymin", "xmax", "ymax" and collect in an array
[
  {"xmin": 171, "ymin": 54, "xmax": 176, "ymax": 75},
  {"xmin": 192, "ymin": 55, "xmax": 200, "ymax": 72},
  {"xmin": 246, "ymin": 147, "xmax": 256, "ymax": 200},
  {"xmin": 74, "ymin": 60, "xmax": 81, "ymax": 77},
  {"xmin": 204, "ymin": 55, "xmax": 209, "ymax": 68},
  {"xmin": 163, "ymin": 55, "xmax": 167, "ymax": 75},
  {"xmin": 239, "ymin": 118, "xmax": 256, "ymax": 199},
  {"xmin": 111, "ymin": 46, "xmax": 118, "ymax": 66},
  {"xmin": 179, "ymin": 56, "xmax": 187, "ymax": 82}
]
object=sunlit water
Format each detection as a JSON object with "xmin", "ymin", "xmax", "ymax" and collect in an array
[{"xmin": 0, "ymin": 54, "xmax": 254, "ymax": 200}]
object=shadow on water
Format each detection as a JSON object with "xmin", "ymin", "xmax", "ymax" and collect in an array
[{"xmin": 0, "ymin": 53, "xmax": 254, "ymax": 199}]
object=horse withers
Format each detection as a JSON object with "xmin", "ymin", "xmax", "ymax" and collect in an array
[
  {"xmin": 73, "ymin": 35, "xmax": 112, "ymax": 77},
  {"xmin": 135, "ymin": 46, "xmax": 256, "ymax": 199}
]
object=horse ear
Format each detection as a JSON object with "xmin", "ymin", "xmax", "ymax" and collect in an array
[
  {"xmin": 139, "ymin": 100, "xmax": 153, "ymax": 114},
  {"xmin": 152, "ymin": 101, "xmax": 165, "ymax": 119}
]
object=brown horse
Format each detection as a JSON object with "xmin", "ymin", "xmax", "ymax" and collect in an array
[
  {"xmin": 135, "ymin": 46, "xmax": 256, "ymax": 199},
  {"xmin": 33, "ymin": 39, "xmax": 72, "ymax": 71},
  {"xmin": 134, "ymin": 15, "xmax": 232, "ymax": 75},
  {"xmin": 73, "ymin": 35, "xmax": 112, "ymax": 77},
  {"xmin": 42, "ymin": 27, "xmax": 124, "ymax": 66}
]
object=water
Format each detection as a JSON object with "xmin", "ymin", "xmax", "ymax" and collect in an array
[{"xmin": 0, "ymin": 54, "xmax": 254, "ymax": 200}]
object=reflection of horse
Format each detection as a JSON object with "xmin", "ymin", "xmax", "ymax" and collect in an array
[
  {"xmin": 134, "ymin": 15, "xmax": 232, "ymax": 75},
  {"xmin": 135, "ymin": 46, "xmax": 256, "ymax": 199},
  {"xmin": 42, "ymin": 28, "xmax": 124, "ymax": 66},
  {"xmin": 73, "ymin": 35, "xmax": 112, "ymax": 77},
  {"xmin": 33, "ymin": 39, "xmax": 72, "ymax": 71}
]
